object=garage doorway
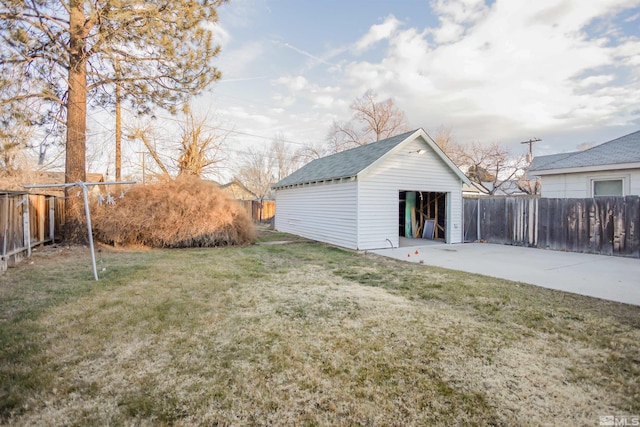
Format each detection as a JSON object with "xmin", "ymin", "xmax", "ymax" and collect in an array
[{"xmin": 399, "ymin": 191, "xmax": 447, "ymax": 242}]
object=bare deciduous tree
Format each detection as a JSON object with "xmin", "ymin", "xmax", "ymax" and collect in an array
[
  {"xmin": 431, "ymin": 126, "xmax": 538, "ymax": 195},
  {"xmin": 432, "ymin": 126, "xmax": 466, "ymax": 166},
  {"xmin": 127, "ymin": 124, "xmax": 172, "ymax": 181},
  {"xmin": 177, "ymin": 113, "xmax": 227, "ymax": 179},
  {"xmin": 270, "ymin": 133, "xmax": 300, "ymax": 182},
  {"xmin": 516, "ymin": 175, "xmax": 541, "ymax": 195},
  {"xmin": 294, "ymin": 140, "xmax": 331, "ymax": 165},
  {"xmin": 127, "ymin": 113, "xmax": 227, "ymax": 181},
  {"xmin": 456, "ymin": 142, "xmax": 529, "ymax": 195},
  {"xmin": 236, "ymin": 136, "xmax": 299, "ymax": 200},
  {"xmin": 235, "ymin": 149, "xmax": 274, "ymax": 201},
  {"xmin": 329, "ymin": 90, "xmax": 410, "ymax": 152}
]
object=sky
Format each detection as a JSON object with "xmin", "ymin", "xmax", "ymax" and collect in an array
[
  {"xmin": 77, "ymin": 0, "xmax": 640, "ymax": 181},
  {"xmin": 181, "ymin": 0, "xmax": 640, "ymax": 165}
]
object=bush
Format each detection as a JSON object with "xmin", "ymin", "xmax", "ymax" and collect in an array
[{"xmin": 92, "ymin": 176, "xmax": 255, "ymax": 248}]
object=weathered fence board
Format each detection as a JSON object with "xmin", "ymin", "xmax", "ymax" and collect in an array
[
  {"xmin": 464, "ymin": 197, "xmax": 539, "ymax": 246},
  {"xmin": 1, "ymin": 192, "xmax": 63, "ymax": 270},
  {"xmin": 253, "ymin": 200, "xmax": 275, "ymax": 223},
  {"xmin": 463, "ymin": 196, "xmax": 640, "ymax": 258},
  {"xmin": 236, "ymin": 200, "xmax": 276, "ymax": 223},
  {"xmin": 463, "ymin": 198, "xmax": 479, "ymax": 242}
]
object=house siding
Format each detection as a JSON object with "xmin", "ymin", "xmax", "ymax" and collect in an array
[
  {"xmin": 275, "ymin": 181, "xmax": 358, "ymax": 249},
  {"xmin": 357, "ymin": 138, "xmax": 464, "ymax": 249},
  {"xmin": 540, "ymin": 169, "xmax": 640, "ymax": 198}
]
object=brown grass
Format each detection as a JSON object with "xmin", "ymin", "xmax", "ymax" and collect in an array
[
  {"xmin": 1, "ymin": 234, "xmax": 638, "ymax": 425},
  {"xmin": 91, "ymin": 176, "xmax": 255, "ymax": 247}
]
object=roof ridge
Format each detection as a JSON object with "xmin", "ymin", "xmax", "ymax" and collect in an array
[
  {"xmin": 296, "ymin": 128, "xmax": 419, "ymax": 167},
  {"xmin": 273, "ymin": 129, "xmax": 420, "ymax": 188},
  {"xmin": 530, "ymin": 129, "xmax": 640, "ymax": 172}
]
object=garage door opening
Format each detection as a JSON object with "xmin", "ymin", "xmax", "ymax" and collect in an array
[{"xmin": 399, "ymin": 191, "xmax": 447, "ymax": 242}]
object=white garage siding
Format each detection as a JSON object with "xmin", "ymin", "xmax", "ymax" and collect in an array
[
  {"xmin": 275, "ymin": 181, "xmax": 358, "ymax": 249},
  {"xmin": 357, "ymin": 138, "xmax": 464, "ymax": 249},
  {"xmin": 274, "ymin": 129, "xmax": 469, "ymax": 250}
]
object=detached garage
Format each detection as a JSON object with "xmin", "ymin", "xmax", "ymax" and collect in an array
[{"xmin": 273, "ymin": 128, "xmax": 470, "ymax": 250}]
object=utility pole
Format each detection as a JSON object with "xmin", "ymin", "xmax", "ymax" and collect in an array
[
  {"xmin": 520, "ymin": 138, "xmax": 541, "ymax": 162},
  {"xmin": 115, "ymin": 59, "xmax": 122, "ymax": 192},
  {"xmin": 136, "ymin": 151, "xmax": 146, "ymax": 184}
]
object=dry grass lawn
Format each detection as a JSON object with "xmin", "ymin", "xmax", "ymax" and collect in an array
[{"xmin": 1, "ymin": 229, "xmax": 639, "ymax": 426}]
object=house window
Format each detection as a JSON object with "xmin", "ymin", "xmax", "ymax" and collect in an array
[{"xmin": 592, "ymin": 179, "xmax": 623, "ymax": 197}]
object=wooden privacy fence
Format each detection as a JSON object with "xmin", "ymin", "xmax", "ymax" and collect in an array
[
  {"xmin": 463, "ymin": 196, "xmax": 640, "ymax": 258},
  {"xmin": 1, "ymin": 192, "xmax": 64, "ymax": 270},
  {"xmin": 237, "ymin": 200, "xmax": 276, "ymax": 223}
]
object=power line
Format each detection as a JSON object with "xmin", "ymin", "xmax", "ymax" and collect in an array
[
  {"xmin": 20, "ymin": 94, "xmax": 325, "ymax": 150},
  {"xmin": 115, "ymin": 105, "xmax": 321, "ymax": 148}
]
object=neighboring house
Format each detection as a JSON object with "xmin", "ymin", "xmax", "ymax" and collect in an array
[
  {"xmin": 220, "ymin": 180, "xmax": 257, "ymax": 201},
  {"xmin": 462, "ymin": 181, "xmax": 490, "ymax": 197},
  {"xmin": 273, "ymin": 128, "xmax": 470, "ymax": 250},
  {"xmin": 529, "ymin": 130, "xmax": 640, "ymax": 198}
]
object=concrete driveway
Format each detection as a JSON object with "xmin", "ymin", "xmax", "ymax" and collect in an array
[{"xmin": 370, "ymin": 241, "xmax": 640, "ymax": 306}]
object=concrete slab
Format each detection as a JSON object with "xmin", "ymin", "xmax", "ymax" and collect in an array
[{"xmin": 370, "ymin": 243, "xmax": 640, "ymax": 306}]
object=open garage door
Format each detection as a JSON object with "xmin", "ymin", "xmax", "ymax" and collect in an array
[{"xmin": 399, "ymin": 191, "xmax": 447, "ymax": 241}]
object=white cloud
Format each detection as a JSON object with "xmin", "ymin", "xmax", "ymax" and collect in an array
[
  {"xmin": 354, "ymin": 15, "xmax": 402, "ymax": 52},
  {"xmin": 578, "ymin": 75, "xmax": 616, "ymax": 87},
  {"xmin": 432, "ymin": 19, "xmax": 464, "ymax": 44},
  {"xmin": 273, "ymin": 76, "xmax": 345, "ymax": 110},
  {"xmin": 203, "ymin": 22, "xmax": 231, "ymax": 46},
  {"xmin": 207, "ymin": 0, "xmax": 640, "ymax": 158},
  {"xmin": 220, "ymin": 106, "xmax": 274, "ymax": 126},
  {"xmin": 272, "ymin": 93, "xmax": 297, "ymax": 107},
  {"xmin": 431, "ymin": 0, "xmax": 487, "ymax": 24},
  {"xmin": 624, "ymin": 11, "xmax": 640, "ymax": 22},
  {"xmin": 614, "ymin": 39, "xmax": 640, "ymax": 65},
  {"xmin": 312, "ymin": 95, "xmax": 335, "ymax": 109},
  {"xmin": 275, "ymin": 75, "xmax": 309, "ymax": 91},
  {"xmin": 217, "ymin": 40, "xmax": 266, "ymax": 78},
  {"xmin": 430, "ymin": 0, "xmax": 488, "ymax": 43},
  {"xmin": 341, "ymin": 0, "xmax": 640, "ymax": 144}
]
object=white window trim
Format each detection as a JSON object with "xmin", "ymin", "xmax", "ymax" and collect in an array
[{"xmin": 589, "ymin": 174, "xmax": 629, "ymax": 197}]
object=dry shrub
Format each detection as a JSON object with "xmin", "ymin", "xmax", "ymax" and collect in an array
[{"xmin": 92, "ymin": 176, "xmax": 255, "ymax": 248}]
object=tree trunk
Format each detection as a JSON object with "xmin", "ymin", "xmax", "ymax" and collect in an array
[{"xmin": 64, "ymin": 0, "xmax": 88, "ymax": 242}]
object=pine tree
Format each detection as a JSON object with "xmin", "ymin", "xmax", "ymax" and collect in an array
[{"xmin": 0, "ymin": 0, "xmax": 228, "ymax": 240}]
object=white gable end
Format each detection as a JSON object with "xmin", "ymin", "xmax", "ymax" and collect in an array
[{"xmin": 357, "ymin": 136, "xmax": 464, "ymax": 249}]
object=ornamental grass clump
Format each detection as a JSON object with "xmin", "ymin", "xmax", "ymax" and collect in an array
[{"xmin": 92, "ymin": 176, "xmax": 255, "ymax": 248}]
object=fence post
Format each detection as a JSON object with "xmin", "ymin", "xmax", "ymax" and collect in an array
[
  {"xmin": 38, "ymin": 195, "xmax": 45, "ymax": 246},
  {"xmin": 531, "ymin": 197, "xmax": 538, "ymax": 247},
  {"xmin": 476, "ymin": 197, "xmax": 481, "ymax": 241},
  {"xmin": 22, "ymin": 194, "xmax": 31, "ymax": 257},
  {"xmin": 49, "ymin": 196, "xmax": 56, "ymax": 243},
  {"xmin": 2, "ymin": 194, "xmax": 7, "ymax": 259}
]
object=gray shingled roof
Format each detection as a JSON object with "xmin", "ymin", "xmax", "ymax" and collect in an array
[
  {"xmin": 528, "ymin": 152, "xmax": 575, "ymax": 171},
  {"xmin": 529, "ymin": 130, "xmax": 640, "ymax": 172},
  {"xmin": 273, "ymin": 130, "xmax": 417, "ymax": 188}
]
